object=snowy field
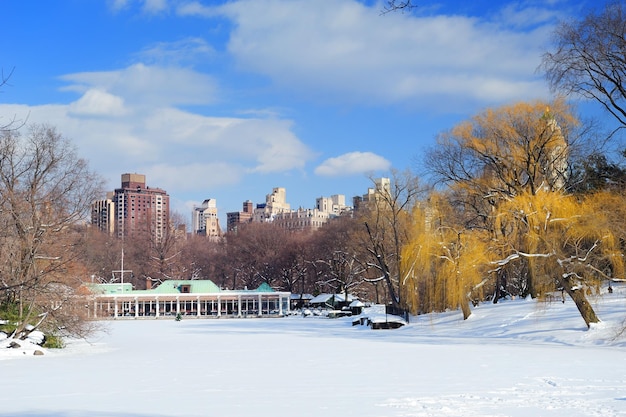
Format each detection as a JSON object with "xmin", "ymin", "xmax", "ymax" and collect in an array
[{"xmin": 1, "ymin": 290, "xmax": 626, "ymax": 417}]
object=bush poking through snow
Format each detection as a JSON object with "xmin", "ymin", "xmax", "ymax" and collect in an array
[{"xmin": 42, "ymin": 334, "xmax": 65, "ymax": 349}]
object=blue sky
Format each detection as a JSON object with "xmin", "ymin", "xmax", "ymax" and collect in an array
[{"xmin": 0, "ymin": 0, "xmax": 608, "ymax": 227}]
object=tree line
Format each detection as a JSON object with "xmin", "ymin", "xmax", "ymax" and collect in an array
[{"xmin": 2, "ymin": 1, "xmax": 626, "ymax": 339}]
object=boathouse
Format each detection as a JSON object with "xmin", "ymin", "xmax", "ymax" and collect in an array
[{"xmin": 84, "ymin": 280, "xmax": 290, "ymax": 319}]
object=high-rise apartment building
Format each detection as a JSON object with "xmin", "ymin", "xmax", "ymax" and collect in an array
[
  {"xmin": 253, "ymin": 187, "xmax": 291, "ymax": 222},
  {"xmin": 353, "ymin": 177, "xmax": 390, "ymax": 212},
  {"xmin": 91, "ymin": 173, "xmax": 170, "ymax": 242},
  {"xmin": 192, "ymin": 198, "xmax": 221, "ymax": 238},
  {"xmin": 226, "ymin": 200, "xmax": 254, "ymax": 233},
  {"xmin": 272, "ymin": 208, "xmax": 331, "ymax": 231},
  {"xmin": 91, "ymin": 194, "xmax": 115, "ymax": 235},
  {"xmin": 114, "ymin": 173, "xmax": 169, "ymax": 242},
  {"xmin": 316, "ymin": 194, "xmax": 350, "ymax": 216}
]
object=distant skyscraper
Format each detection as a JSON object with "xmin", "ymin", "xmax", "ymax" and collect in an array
[
  {"xmin": 353, "ymin": 177, "xmax": 390, "ymax": 211},
  {"xmin": 253, "ymin": 187, "xmax": 291, "ymax": 222},
  {"xmin": 107, "ymin": 173, "xmax": 170, "ymax": 242},
  {"xmin": 192, "ymin": 198, "xmax": 221, "ymax": 238},
  {"xmin": 227, "ymin": 200, "xmax": 254, "ymax": 233},
  {"xmin": 542, "ymin": 108, "xmax": 568, "ymax": 191},
  {"xmin": 91, "ymin": 194, "xmax": 115, "ymax": 235},
  {"xmin": 316, "ymin": 194, "xmax": 349, "ymax": 216}
]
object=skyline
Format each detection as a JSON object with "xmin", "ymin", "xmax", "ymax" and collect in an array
[{"xmin": 0, "ymin": 0, "xmax": 613, "ymax": 226}]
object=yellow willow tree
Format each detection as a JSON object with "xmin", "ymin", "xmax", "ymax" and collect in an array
[
  {"xmin": 425, "ymin": 98, "xmax": 585, "ymax": 299},
  {"xmin": 401, "ymin": 194, "xmax": 493, "ymax": 319},
  {"xmin": 586, "ymin": 190, "xmax": 626, "ymax": 256},
  {"xmin": 494, "ymin": 190, "xmax": 623, "ymax": 327}
]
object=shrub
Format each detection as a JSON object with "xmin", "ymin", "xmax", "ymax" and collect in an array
[{"xmin": 42, "ymin": 334, "xmax": 65, "ymax": 349}]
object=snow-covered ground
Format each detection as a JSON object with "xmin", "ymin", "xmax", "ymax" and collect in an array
[{"xmin": 1, "ymin": 288, "xmax": 626, "ymax": 417}]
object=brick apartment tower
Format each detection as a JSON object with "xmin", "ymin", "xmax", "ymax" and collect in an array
[
  {"xmin": 226, "ymin": 200, "xmax": 254, "ymax": 232},
  {"xmin": 113, "ymin": 173, "xmax": 169, "ymax": 243}
]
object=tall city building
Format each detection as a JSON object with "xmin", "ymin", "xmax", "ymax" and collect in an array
[
  {"xmin": 226, "ymin": 200, "xmax": 254, "ymax": 233},
  {"xmin": 91, "ymin": 194, "xmax": 115, "ymax": 235},
  {"xmin": 109, "ymin": 173, "xmax": 170, "ymax": 242},
  {"xmin": 273, "ymin": 193, "xmax": 352, "ymax": 231},
  {"xmin": 253, "ymin": 187, "xmax": 291, "ymax": 222},
  {"xmin": 192, "ymin": 198, "xmax": 221, "ymax": 238},
  {"xmin": 316, "ymin": 194, "xmax": 350, "ymax": 216},
  {"xmin": 542, "ymin": 108, "xmax": 568, "ymax": 191},
  {"xmin": 353, "ymin": 177, "xmax": 390, "ymax": 212},
  {"xmin": 272, "ymin": 208, "xmax": 331, "ymax": 231}
]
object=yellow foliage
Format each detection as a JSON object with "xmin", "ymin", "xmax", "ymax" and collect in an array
[
  {"xmin": 401, "ymin": 187, "xmax": 625, "ymax": 316},
  {"xmin": 494, "ymin": 190, "xmax": 624, "ymax": 293},
  {"xmin": 401, "ymin": 194, "xmax": 493, "ymax": 316},
  {"xmin": 444, "ymin": 98, "xmax": 577, "ymax": 199}
]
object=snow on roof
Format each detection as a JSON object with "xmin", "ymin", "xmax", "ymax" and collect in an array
[
  {"xmin": 84, "ymin": 282, "xmax": 134, "ymax": 295},
  {"xmin": 290, "ymin": 294, "xmax": 314, "ymax": 300},
  {"xmin": 309, "ymin": 293, "xmax": 356, "ymax": 304}
]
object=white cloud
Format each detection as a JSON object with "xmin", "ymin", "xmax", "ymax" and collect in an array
[
  {"xmin": 146, "ymin": 162, "xmax": 244, "ymax": 193},
  {"xmin": 142, "ymin": 0, "xmax": 167, "ymax": 14},
  {"xmin": 135, "ymin": 38, "xmax": 215, "ymax": 66},
  {"xmin": 211, "ymin": 0, "xmax": 553, "ymax": 110},
  {"xmin": 108, "ymin": 0, "xmax": 129, "ymax": 12},
  {"xmin": 496, "ymin": 3, "xmax": 561, "ymax": 30},
  {"xmin": 176, "ymin": 1, "xmax": 218, "ymax": 17},
  {"xmin": 60, "ymin": 64, "xmax": 218, "ymax": 107},
  {"xmin": 138, "ymin": 108, "xmax": 315, "ymax": 172},
  {"xmin": 68, "ymin": 89, "xmax": 127, "ymax": 116},
  {"xmin": 315, "ymin": 151, "xmax": 391, "ymax": 177},
  {"xmin": 0, "ymin": 64, "xmax": 314, "ymax": 198},
  {"xmin": 107, "ymin": 0, "xmax": 168, "ymax": 14},
  {"xmin": 228, "ymin": 118, "xmax": 315, "ymax": 173}
]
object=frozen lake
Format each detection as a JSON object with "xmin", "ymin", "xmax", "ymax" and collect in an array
[{"xmin": 1, "ymin": 295, "xmax": 626, "ymax": 417}]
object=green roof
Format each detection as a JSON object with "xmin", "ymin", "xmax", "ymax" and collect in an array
[
  {"xmin": 254, "ymin": 282, "xmax": 275, "ymax": 292},
  {"xmin": 87, "ymin": 279, "xmax": 279, "ymax": 296},
  {"xmin": 86, "ymin": 282, "xmax": 134, "ymax": 294},
  {"xmin": 139, "ymin": 280, "xmax": 221, "ymax": 294}
]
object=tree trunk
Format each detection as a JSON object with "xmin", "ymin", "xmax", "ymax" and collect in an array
[
  {"xmin": 460, "ymin": 298, "xmax": 472, "ymax": 320},
  {"xmin": 372, "ymin": 250, "xmax": 399, "ymax": 308},
  {"xmin": 493, "ymin": 270, "xmax": 505, "ymax": 304},
  {"xmin": 526, "ymin": 258, "xmax": 537, "ymax": 298},
  {"xmin": 558, "ymin": 275, "xmax": 600, "ymax": 328},
  {"xmin": 365, "ymin": 223, "xmax": 400, "ymax": 308}
]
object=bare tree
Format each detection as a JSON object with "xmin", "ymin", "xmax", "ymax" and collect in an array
[
  {"xmin": 360, "ymin": 170, "xmax": 423, "ymax": 309},
  {"xmin": 276, "ymin": 231, "xmax": 313, "ymax": 295},
  {"xmin": 311, "ymin": 215, "xmax": 369, "ymax": 301},
  {"xmin": 0, "ymin": 124, "xmax": 104, "ymax": 339},
  {"xmin": 0, "ymin": 67, "xmax": 26, "ymax": 132},
  {"xmin": 78, "ymin": 227, "xmax": 123, "ymax": 283},
  {"xmin": 381, "ymin": 0, "xmax": 416, "ymax": 14},
  {"xmin": 146, "ymin": 211, "xmax": 186, "ymax": 286},
  {"xmin": 541, "ymin": 1, "xmax": 626, "ymax": 134},
  {"xmin": 178, "ymin": 234, "xmax": 223, "ymax": 281},
  {"xmin": 222, "ymin": 222, "xmax": 291, "ymax": 290}
]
